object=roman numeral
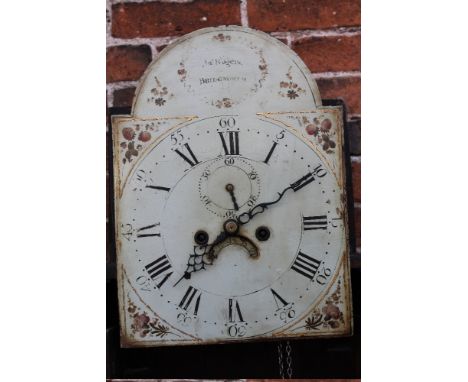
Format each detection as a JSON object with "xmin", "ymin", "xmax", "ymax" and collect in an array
[
  {"xmin": 175, "ymin": 143, "xmax": 199, "ymax": 167},
  {"xmin": 270, "ymin": 288, "xmax": 289, "ymax": 310},
  {"xmin": 146, "ymin": 185, "xmax": 171, "ymax": 192},
  {"xmin": 179, "ymin": 286, "xmax": 202, "ymax": 315},
  {"xmin": 219, "ymin": 131, "xmax": 240, "ymax": 155},
  {"xmin": 264, "ymin": 141, "xmax": 278, "ymax": 164},
  {"xmin": 290, "ymin": 172, "xmax": 315, "ymax": 192},
  {"xmin": 136, "ymin": 223, "xmax": 160, "ymax": 238},
  {"xmin": 303, "ymin": 215, "xmax": 328, "ymax": 230},
  {"xmin": 291, "ymin": 251, "xmax": 321, "ymax": 281},
  {"xmin": 145, "ymin": 255, "xmax": 173, "ymax": 288},
  {"xmin": 228, "ymin": 298, "xmax": 244, "ymax": 322}
]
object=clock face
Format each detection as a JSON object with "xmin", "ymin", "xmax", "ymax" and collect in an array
[
  {"xmin": 113, "ymin": 26, "xmax": 352, "ymax": 346},
  {"xmin": 118, "ymin": 114, "xmax": 345, "ymax": 341}
]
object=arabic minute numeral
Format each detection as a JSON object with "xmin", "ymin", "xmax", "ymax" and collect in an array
[
  {"xmin": 135, "ymin": 275, "xmax": 152, "ymax": 292},
  {"xmin": 312, "ymin": 164, "xmax": 327, "ymax": 178},
  {"xmin": 201, "ymin": 195, "xmax": 211, "ymax": 205},
  {"xmin": 227, "ymin": 323, "xmax": 247, "ymax": 337},
  {"xmin": 170, "ymin": 129, "xmax": 184, "ymax": 145},
  {"xmin": 275, "ymin": 130, "xmax": 285, "ymax": 140},
  {"xmin": 247, "ymin": 195, "xmax": 257, "ymax": 207},
  {"xmin": 316, "ymin": 267, "xmax": 332, "ymax": 285},
  {"xmin": 219, "ymin": 117, "xmax": 236, "ymax": 128},
  {"xmin": 121, "ymin": 224, "xmax": 133, "ymax": 241},
  {"xmin": 201, "ymin": 169, "xmax": 211, "ymax": 179},
  {"xmin": 291, "ymin": 251, "xmax": 321, "ymax": 281},
  {"xmin": 303, "ymin": 215, "xmax": 328, "ymax": 231}
]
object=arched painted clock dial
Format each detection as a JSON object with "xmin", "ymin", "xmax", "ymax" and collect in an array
[{"xmin": 113, "ymin": 26, "xmax": 352, "ymax": 347}]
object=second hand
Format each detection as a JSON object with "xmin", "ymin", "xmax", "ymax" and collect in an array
[{"xmin": 225, "ymin": 183, "xmax": 239, "ymax": 211}]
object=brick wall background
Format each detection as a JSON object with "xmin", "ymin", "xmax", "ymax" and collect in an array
[{"xmin": 106, "ymin": 0, "xmax": 361, "ymax": 265}]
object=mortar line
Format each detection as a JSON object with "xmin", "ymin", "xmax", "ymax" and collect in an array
[
  {"xmin": 107, "ymin": 81, "xmax": 139, "ymax": 91},
  {"xmin": 312, "ymin": 71, "xmax": 361, "ymax": 79},
  {"xmin": 106, "ymin": 87, "xmax": 114, "ymax": 109},
  {"xmin": 290, "ymin": 27, "xmax": 361, "ymax": 39},
  {"xmin": 110, "ymin": 0, "xmax": 196, "ymax": 3},
  {"xmin": 107, "ymin": 28, "xmax": 360, "ymax": 49},
  {"xmin": 240, "ymin": 0, "xmax": 249, "ymax": 27}
]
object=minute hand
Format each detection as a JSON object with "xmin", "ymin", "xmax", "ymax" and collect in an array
[{"xmin": 237, "ymin": 171, "xmax": 316, "ymax": 225}]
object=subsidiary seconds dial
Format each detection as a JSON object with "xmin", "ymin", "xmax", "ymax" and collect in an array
[{"xmin": 198, "ymin": 156, "xmax": 261, "ymax": 218}]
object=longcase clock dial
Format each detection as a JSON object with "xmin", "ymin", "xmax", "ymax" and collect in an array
[{"xmin": 113, "ymin": 26, "xmax": 352, "ymax": 347}]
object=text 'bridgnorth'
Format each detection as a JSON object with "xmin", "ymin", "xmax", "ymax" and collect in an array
[{"xmin": 199, "ymin": 76, "xmax": 247, "ymax": 85}]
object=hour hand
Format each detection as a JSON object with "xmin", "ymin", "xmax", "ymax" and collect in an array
[{"xmin": 173, "ymin": 231, "xmax": 228, "ymax": 286}]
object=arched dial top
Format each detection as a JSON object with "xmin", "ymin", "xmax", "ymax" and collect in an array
[{"xmin": 132, "ymin": 26, "xmax": 321, "ymax": 118}]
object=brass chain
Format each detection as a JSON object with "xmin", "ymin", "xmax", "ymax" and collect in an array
[
  {"xmin": 277, "ymin": 341, "xmax": 284, "ymax": 378},
  {"xmin": 277, "ymin": 340, "xmax": 293, "ymax": 379},
  {"xmin": 285, "ymin": 340, "xmax": 293, "ymax": 378}
]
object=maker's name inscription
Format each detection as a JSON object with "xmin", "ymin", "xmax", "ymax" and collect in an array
[
  {"xmin": 199, "ymin": 76, "xmax": 247, "ymax": 86},
  {"xmin": 204, "ymin": 57, "xmax": 243, "ymax": 68},
  {"xmin": 199, "ymin": 56, "xmax": 247, "ymax": 86}
]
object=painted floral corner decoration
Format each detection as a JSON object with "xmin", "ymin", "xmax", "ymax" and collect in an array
[
  {"xmin": 127, "ymin": 298, "xmax": 180, "ymax": 339},
  {"xmin": 297, "ymin": 115, "xmax": 336, "ymax": 153},
  {"xmin": 213, "ymin": 33, "xmax": 231, "ymax": 42},
  {"xmin": 147, "ymin": 76, "xmax": 174, "ymax": 107},
  {"xmin": 304, "ymin": 279, "xmax": 345, "ymax": 331},
  {"xmin": 120, "ymin": 122, "xmax": 158, "ymax": 164},
  {"xmin": 279, "ymin": 67, "xmax": 306, "ymax": 100}
]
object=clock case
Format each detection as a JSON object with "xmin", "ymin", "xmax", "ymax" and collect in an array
[{"xmin": 111, "ymin": 26, "xmax": 354, "ymax": 347}]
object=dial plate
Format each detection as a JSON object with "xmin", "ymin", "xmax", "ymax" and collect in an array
[{"xmin": 118, "ymin": 115, "xmax": 345, "ymax": 340}]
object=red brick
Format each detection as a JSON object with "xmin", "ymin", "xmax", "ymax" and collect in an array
[
  {"xmin": 113, "ymin": 87, "xmax": 136, "ymax": 108},
  {"xmin": 112, "ymin": 0, "xmax": 241, "ymax": 38},
  {"xmin": 316, "ymin": 76, "xmax": 360, "ymax": 115},
  {"xmin": 351, "ymin": 160, "xmax": 360, "ymax": 203},
  {"xmin": 107, "ymin": 45, "xmax": 152, "ymax": 83},
  {"xmin": 248, "ymin": 0, "xmax": 360, "ymax": 32},
  {"xmin": 293, "ymin": 35, "xmax": 360, "ymax": 72},
  {"xmin": 354, "ymin": 206, "xmax": 360, "ymax": 248}
]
